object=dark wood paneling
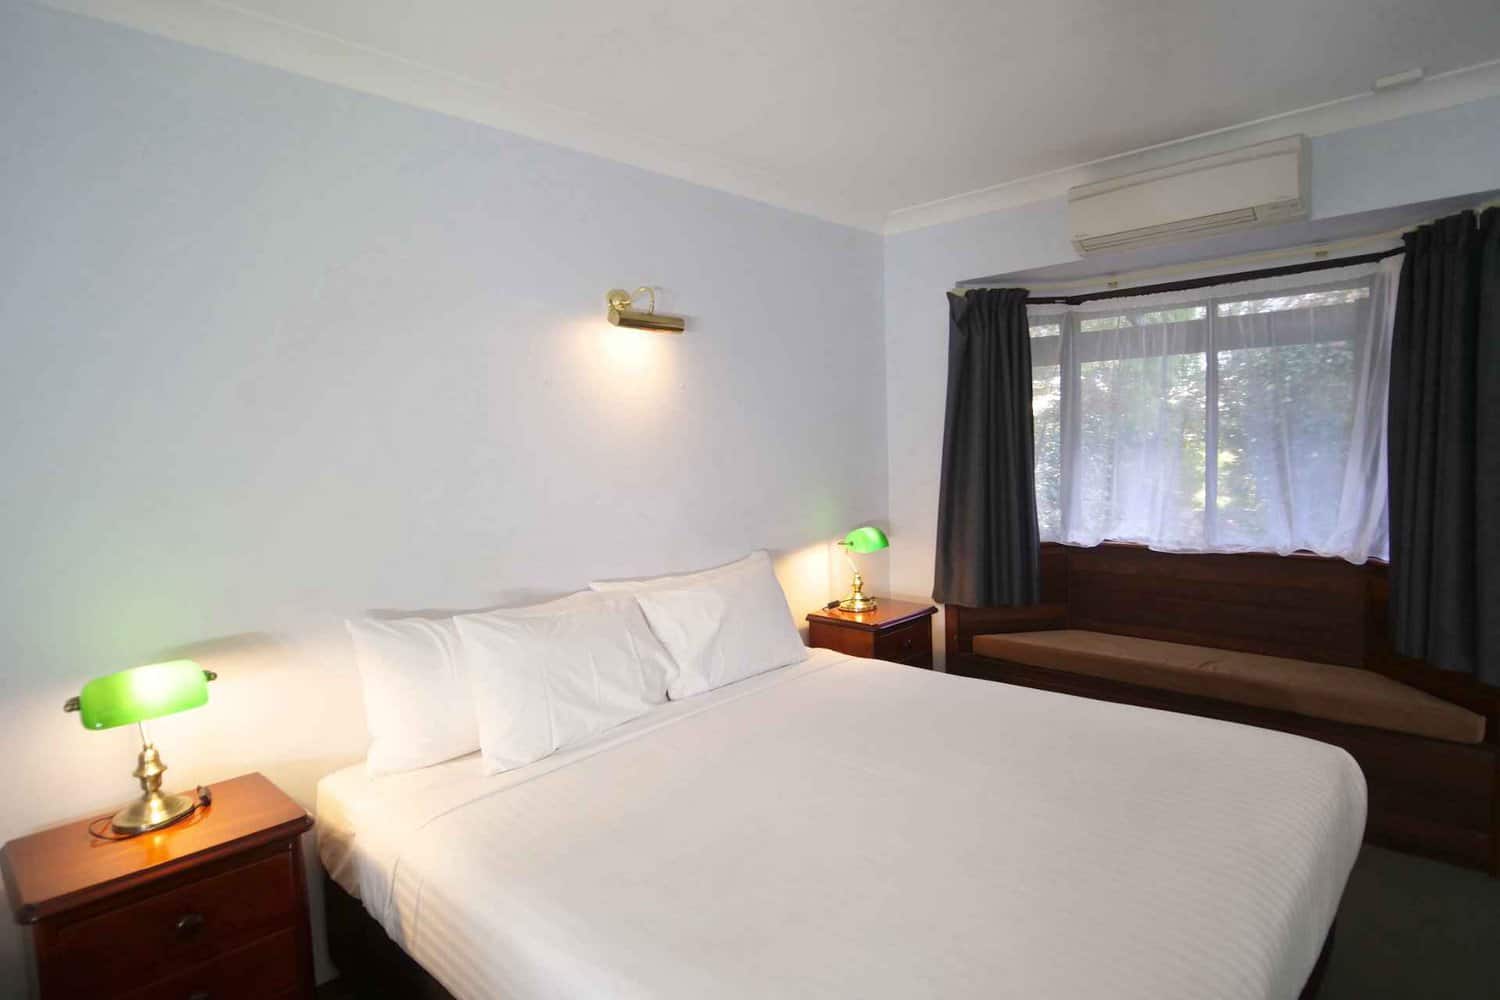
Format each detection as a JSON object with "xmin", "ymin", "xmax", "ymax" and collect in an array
[
  {"xmin": 943, "ymin": 545, "xmax": 1071, "ymax": 654},
  {"xmin": 1065, "ymin": 545, "xmax": 1368, "ymax": 666},
  {"xmin": 945, "ymin": 603, "xmax": 1067, "ymax": 654}
]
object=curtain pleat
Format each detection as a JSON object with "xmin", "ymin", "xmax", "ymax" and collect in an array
[
  {"xmin": 933, "ymin": 289, "xmax": 1041, "ymax": 607},
  {"xmin": 1476, "ymin": 208, "xmax": 1500, "ymax": 685},
  {"xmin": 1388, "ymin": 209, "xmax": 1498, "ymax": 684}
]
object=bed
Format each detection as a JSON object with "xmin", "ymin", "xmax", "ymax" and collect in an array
[{"xmin": 318, "ymin": 647, "xmax": 1365, "ymax": 999}]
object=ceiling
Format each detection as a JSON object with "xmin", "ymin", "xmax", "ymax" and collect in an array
[{"xmin": 47, "ymin": 0, "xmax": 1500, "ymax": 230}]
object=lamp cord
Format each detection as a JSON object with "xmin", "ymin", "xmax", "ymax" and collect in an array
[{"xmin": 86, "ymin": 786, "xmax": 213, "ymax": 842}]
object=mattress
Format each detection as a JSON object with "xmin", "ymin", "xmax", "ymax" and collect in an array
[{"xmin": 317, "ymin": 648, "xmax": 1365, "ymax": 1000}]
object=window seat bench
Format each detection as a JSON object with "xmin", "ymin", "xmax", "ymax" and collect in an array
[
  {"xmin": 972, "ymin": 630, "xmax": 1486, "ymax": 745},
  {"xmin": 945, "ymin": 543, "xmax": 1500, "ymax": 875}
]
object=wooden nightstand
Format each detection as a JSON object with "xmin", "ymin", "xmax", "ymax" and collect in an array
[
  {"xmin": 1, "ymin": 772, "xmax": 315, "ymax": 1000},
  {"xmin": 806, "ymin": 599, "xmax": 937, "ymax": 668}
]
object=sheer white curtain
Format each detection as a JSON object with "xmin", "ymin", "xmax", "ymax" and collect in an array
[{"xmin": 1029, "ymin": 257, "xmax": 1400, "ymax": 563}]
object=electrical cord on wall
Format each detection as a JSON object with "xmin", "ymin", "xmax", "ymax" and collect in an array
[{"xmin": 86, "ymin": 785, "xmax": 213, "ymax": 842}]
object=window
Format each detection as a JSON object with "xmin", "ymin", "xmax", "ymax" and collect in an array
[
  {"xmin": 1028, "ymin": 259, "xmax": 1399, "ymax": 563},
  {"xmin": 1029, "ymin": 322, "xmax": 1062, "ymax": 540}
]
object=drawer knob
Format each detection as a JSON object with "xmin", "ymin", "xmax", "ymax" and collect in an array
[{"xmin": 174, "ymin": 912, "xmax": 206, "ymax": 939}]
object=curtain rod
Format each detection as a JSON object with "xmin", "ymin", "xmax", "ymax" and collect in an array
[{"xmin": 1021, "ymin": 246, "xmax": 1403, "ymax": 306}]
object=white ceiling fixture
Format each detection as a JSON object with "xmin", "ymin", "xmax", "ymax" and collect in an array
[{"xmin": 40, "ymin": 0, "xmax": 1500, "ymax": 233}]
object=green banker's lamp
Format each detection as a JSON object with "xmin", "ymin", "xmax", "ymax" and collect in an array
[
  {"xmin": 63, "ymin": 660, "xmax": 218, "ymax": 835},
  {"xmin": 836, "ymin": 525, "xmax": 889, "ymax": 613}
]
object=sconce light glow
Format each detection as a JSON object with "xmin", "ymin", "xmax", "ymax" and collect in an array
[{"xmin": 599, "ymin": 322, "xmax": 663, "ymax": 374}]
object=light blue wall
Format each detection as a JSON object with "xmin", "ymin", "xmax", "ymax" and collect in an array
[
  {"xmin": 882, "ymin": 98, "xmax": 1500, "ymax": 658},
  {"xmin": 1313, "ymin": 95, "xmax": 1500, "ymax": 218},
  {"xmin": 0, "ymin": 3, "xmax": 886, "ymax": 989},
  {"xmin": 880, "ymin": 198, "xmax": 1069, "ymax": 626}
]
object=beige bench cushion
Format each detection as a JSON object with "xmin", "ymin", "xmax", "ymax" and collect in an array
[{"xmin": 972, "ymin": 629, "xmax": 1486, "ymax": 745}]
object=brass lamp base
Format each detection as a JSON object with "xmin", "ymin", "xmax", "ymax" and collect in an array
[
  {"xmin": 111, "ymin": 741, "xmax": 197, "ymax": 835},
  {"xmin": 111, "ymin": 790, "xmax": 198, "ymax": 835},
  {"xmin": 837, "ymin": 564, "xmax": 878, "ymax": 613},
  {"xmin": 837, "ymin": 594, "xmax": 879, "ymax": 613}
]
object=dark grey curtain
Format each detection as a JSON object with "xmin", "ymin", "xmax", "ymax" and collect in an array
[
  {"xmin": 1388, "ymin": 208, "xmax": 1500, "ymax": 685},
  {"xmin": 933, "ymin": 289, "xmax": 1040, "ymax": 607}
]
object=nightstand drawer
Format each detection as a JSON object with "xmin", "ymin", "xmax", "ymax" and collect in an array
[
  {"xmin": 116, "ymin": 927, "xmax": 301, "ymax": 1000},
  {"xmin": 873, "ymin": 619, "xmax": 933, "ymax": 667},
  {"xmin": 50, "ymin": 851, "xmax": 298, "ymax": 993}
]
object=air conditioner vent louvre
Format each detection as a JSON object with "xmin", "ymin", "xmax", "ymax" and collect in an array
[{"xmin": 1076, "ymin": 208, "xmax": 1260, "ymax": 252}]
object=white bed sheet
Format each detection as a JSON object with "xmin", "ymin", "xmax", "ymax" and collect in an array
[{"xmin": 317, "ymin": 648, "xmax": 1365, "ymax": 1000}]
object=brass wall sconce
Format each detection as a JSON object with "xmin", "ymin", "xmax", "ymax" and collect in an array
[{"xmin": 607, "ymin": 287, "xmax": 685, "ymax": 333}]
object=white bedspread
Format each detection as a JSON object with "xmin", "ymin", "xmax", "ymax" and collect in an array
[{"xmin": 317, "ymin": 649, "xmax": 1365, "ymax": 1000}]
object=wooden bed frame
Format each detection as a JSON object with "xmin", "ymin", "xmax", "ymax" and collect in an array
[
  {"xmin": 323, "ymin": 872, "xmax": 1336, "ymax": 998},
  {"xmin": 945, "ymin": 543, "xmax": 1500, "ymax": 876}
]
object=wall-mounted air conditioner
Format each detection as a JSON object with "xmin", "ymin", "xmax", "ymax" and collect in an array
[{"xmin": 1067, "ymin": 136, "xmax": 1308, "ymax": 254}]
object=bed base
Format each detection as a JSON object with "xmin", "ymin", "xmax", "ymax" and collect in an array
[
  {"xmin": 325, "ymin": 873, "xmax": 456, "ymax": 1000},
  {"xmin": 322, "ymin": 871, "xmax": 1336, "ymax": 998}
]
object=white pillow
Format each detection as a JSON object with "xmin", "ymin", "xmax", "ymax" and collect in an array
[
  {"xmin": 347, "ymin": 591, "xmax": 605, "ymax": 776},
  {"xmin": 591, "ymin": 550, "xmax": 807, "ymax": 698},
  {"xmin": 455, "ymin": 593, "xmax": 673, "ymax": 774},
  {"xmin": 346, "ymin": 616, "xmax": 475, "ymax": 777}
]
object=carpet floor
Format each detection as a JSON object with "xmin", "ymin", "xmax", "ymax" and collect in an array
[{"xmin": 1321, "ymin": 845, "xmax": 1499, "ymax": 999}]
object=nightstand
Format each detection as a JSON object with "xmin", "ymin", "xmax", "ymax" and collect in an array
[
  {"xmin": 806, "ymin": 599, "xmax": 937, "ymax": 668},
  {"xmin": 1, "ymin": 772, "xmax": 315, "ymax": 1000}
]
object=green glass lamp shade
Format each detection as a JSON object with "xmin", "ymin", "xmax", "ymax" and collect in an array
[
  {"xmin": 842, "ymin": 525, "xmax": 890, "ymax": 554},
  {"xmin": 75, "ymin": 659, "xmax": 210, "ymax": 731}
]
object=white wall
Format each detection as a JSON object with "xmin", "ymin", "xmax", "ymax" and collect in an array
[
  {"xmin": 882, "ymin": 97, "xmax": 1500, "ymax": 667},
  {"xmin": 0, "ymin": 3, "xmax": 887, "ymax": 989}
]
